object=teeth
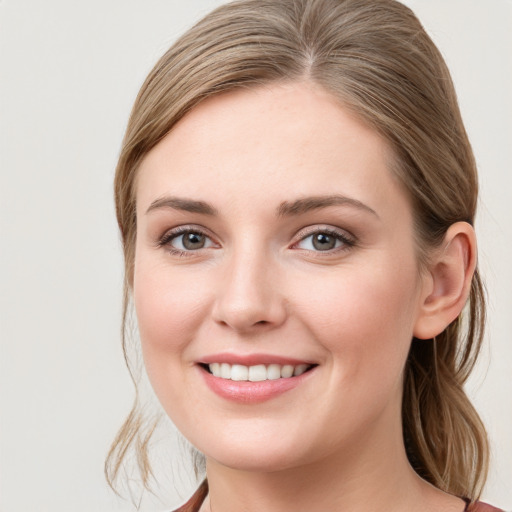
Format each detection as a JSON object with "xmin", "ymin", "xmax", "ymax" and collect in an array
[
  {"xmin": 281, "ymin": 364, "xmax": 294, "ymax": 378},
  {"xmin": 248, "ymin": 364, "xmax": 267, "ymax": 382},
  {"xmin": 220, "ymin": 363, "xmax": 231, "ymax": 379},
  {"xmin": 210, "ymin": 362, "xmax": 220, "ymax": 376},
  {"xmin": 207, "ymin": 362, "xmax": 312, "ymax": 381},
  {"xmin": 231, "ymin": 364, "xmax": 248, "ymax": 381},
  {"xmin": 267, "ymin": 364, "xmax": 281, "ymax": 380},
  {"xmin": 293, "ymin": 364, "xmax": 309, "ymax": 376}
]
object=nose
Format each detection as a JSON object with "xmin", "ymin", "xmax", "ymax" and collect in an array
[{"xmin": 212, "ymin": 247, "xmax": 287, "ymax": 333}]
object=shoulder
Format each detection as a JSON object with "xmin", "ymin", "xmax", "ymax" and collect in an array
[
  {"xmin": 466, "ymin": 501, "xmax": 505, "ymax": 512},
  {"xmin": 171, "ymin": 480, "xmax": 208, "ymax": 512}
]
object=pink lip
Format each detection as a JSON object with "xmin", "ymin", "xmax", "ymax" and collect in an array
[
  {"xmin": 199, "ymin": 352, "xmax": 315, "ymax": 366},
  {"xmin": 197, "ymin": 363, "xmax": 316, "ymax": 404}
]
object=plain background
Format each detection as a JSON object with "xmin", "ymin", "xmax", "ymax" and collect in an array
[{"xmin": 1, "ymin": 1, "xmax": 511, "ymax": 510}]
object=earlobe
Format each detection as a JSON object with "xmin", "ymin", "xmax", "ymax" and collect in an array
[{"xmin": 413, "ymin": 222, "xmax": 477, "ymax": 340}]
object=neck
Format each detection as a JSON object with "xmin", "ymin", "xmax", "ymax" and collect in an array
[{"xmin": 203, "ymin": 417, "xmax": 432, "ymax": 512}]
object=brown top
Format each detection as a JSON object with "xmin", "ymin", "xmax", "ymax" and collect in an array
[
  {"xmin": 173, "ymin": 480, "xmax": 208, "ymax": 512},
  {"xmin": 465, "ymin": 501, "xmax": 504, "ymax": 512},
  {"xmin": 173, "ymin": 482, "xmax": 504, "ymax": 512}
]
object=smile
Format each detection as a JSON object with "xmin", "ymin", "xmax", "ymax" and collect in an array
[
  {"xmin": 198, "ymin": 357, "xmax": 318, "ymax": 403},
  {"xmin": 205, "ymin": 362, "xmax": 313, "ymax": 381}
]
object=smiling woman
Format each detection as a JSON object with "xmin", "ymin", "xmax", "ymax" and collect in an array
[{"xmin": 106, "ymin": 1, "xmax": 503, "ymax": 511}]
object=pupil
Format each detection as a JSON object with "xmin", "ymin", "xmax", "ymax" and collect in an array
[
  {"xmin": 313, "ymin": 233, "xmax": 335, "ymax": 251},
  {"xmin": 183, "ymin": 232, "xmax": 205, "ymax": 250}
]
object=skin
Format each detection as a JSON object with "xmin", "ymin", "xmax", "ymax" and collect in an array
[{"xmin": 134, "ymin": 82, "xmax": 474, "ymax": 512}]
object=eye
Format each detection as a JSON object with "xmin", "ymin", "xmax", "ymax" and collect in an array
[
  {"xmin": 295, "ymin": 228, "xmax": 355, "ymax": 252},
  {"xmin": 159, "ymin": 227, "xmax": 217, "ymax": 254}
]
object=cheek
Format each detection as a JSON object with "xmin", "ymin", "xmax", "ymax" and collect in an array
[
  {"xmin": 133, "ymin": 257, "xmax": 212, "ymax": 398},
  {"xmin": 295, "ymin": 257, "xmax": 421, "ymax": 382},
  {"xmin": 135, "ymin": 253, "xmax": 210, "ymax": 333}
]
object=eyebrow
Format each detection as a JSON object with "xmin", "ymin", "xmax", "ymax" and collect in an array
[
  {"xmin": 146, "ymin": 196, "xmax": 218, "ymax": 216},
  {"xmin": 277, "ymin": 195, "xmax": 379, "ymax": 218},
  {"xmin": 145, "ymin": 194, "xmax": 378, "ymax": 219}
]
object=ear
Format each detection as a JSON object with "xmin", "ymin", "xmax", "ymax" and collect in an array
[{"xmin": 413, "ymin": 222, "xmax": 477, "ymax": 340}]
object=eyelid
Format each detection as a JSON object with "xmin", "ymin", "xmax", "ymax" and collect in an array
[
  {"xmin": 156, "ymin": 224, "xmax": 355, "ymax": 256},
  {"xmin": 291, "ymin": 225, "xmax": 356, "ymax": 252},
  {"xmin": 157, "ymin": 224, "xmax": 219, "ymax": 255}
]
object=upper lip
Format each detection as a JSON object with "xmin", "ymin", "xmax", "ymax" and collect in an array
[{"xmin": 198, "ymin": 353, "xmax": 316, "ymax": 366}]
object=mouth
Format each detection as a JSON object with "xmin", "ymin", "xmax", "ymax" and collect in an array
[
  {"xmin": 196, "ymin": 354, "xmax": 318, "ymax": 403},
  {"xmin": 199, "ymin": 362, "xmax": 316, "ymax": 382}
]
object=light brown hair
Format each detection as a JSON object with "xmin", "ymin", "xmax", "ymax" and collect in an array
[{"xmin": 107, "ymin": 0, "xmax": 488, "ymax": 501}]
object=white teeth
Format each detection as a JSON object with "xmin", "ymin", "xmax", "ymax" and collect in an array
[
  {"xmin": 267, "ymin": 364, "xmax": 281, "ymax": 380},
  {"xmin": 220, "ymin": 363, "xmax": 231, "ymax": 379},
  {"xmin": 248, "ymin": 364, "xmax": 267, "ymax": 382},
  {"xmin": 280, "ymin": 364, "xmax": 294, "ymax": 378},
  {"xmin": 293, "ymin": 364, "xmax": 309, "ymax": 376},
  {"xmin": 231, "ymin": 364, "xmax": 248, "ymax": 381},
  {"xmin": 207, "ymin": 362, "xmax": 313, "ymax": 381},
  {"xmin": 210, "ymin": 363, "xmax": 221, "ymax": 377}
]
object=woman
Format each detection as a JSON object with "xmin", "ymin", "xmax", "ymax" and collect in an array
[{"xmin": 106, "ymin": 0, "xmax": 503, "ymax": 510}]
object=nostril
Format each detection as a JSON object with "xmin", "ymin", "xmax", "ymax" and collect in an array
[{"xmin": 212, "ymin": 288, "xmax": 287, "ymax": 331}]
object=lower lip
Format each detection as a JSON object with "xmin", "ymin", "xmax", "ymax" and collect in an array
[{"xmin": 199, "ymin": 366, "xmax": 315, "ymax": 404}]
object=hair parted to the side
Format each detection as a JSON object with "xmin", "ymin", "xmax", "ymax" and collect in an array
[{"xmin": 107, "ymin": 0, "xmax": 488, "ymax": 501}]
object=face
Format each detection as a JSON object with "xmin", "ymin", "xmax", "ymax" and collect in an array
[{"xmin": 134, "ymin": 82, "xmax": 428, "ymax": 472}]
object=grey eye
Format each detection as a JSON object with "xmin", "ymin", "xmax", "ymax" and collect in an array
[
  {"xmin": 169, "ymin": 231, "xmax": 215, "ymax": 251},
  {"xmin": 182, "ymin": 232, "xmax": 206, "ymax": 250},
  {"xmin": 312, "ymin": 233, "xmax": 336, "ymax": 251},
  {"xmin": 297, "ymin": 231, "xmax": 344, "ymax": 251}
]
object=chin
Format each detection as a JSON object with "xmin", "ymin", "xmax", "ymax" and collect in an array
[
  {"xmin": 193, "ymin": 431, "xmax": 309, "ymax": 473},
  {"xmin": 208, "ymin": 450, "xmax": 301, "ymax": 473}
]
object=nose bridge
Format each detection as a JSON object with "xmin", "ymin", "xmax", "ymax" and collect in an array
[{"xmin": 213, "ymin": 235, "xmax": 286, "ymax": 332}]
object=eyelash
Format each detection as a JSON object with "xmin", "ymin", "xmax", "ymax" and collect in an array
[
  {"xmin": 157, "ymin": 225, "xmax": 356, "ymax": 257},
  {"xmin": 293, "ymin": 227, "xmax": 356, "ymax": 254},
  {"xmin": 158, "ymin": 226, "xmax": 216, "ymax": 257}
]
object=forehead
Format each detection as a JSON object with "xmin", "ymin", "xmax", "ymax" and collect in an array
[{"xmin": 136, "ymin": 81, "xmax": 407, "ymax": 219}]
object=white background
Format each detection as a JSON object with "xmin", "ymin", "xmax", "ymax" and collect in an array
[{"xmin": 1, "ymin": 1, "xmax": 510, "ymax": 510}]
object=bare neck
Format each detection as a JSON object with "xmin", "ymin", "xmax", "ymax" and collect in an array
[{"xmin": 200, "ymin": 419, "xmax": 465, "ymax": 512}]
